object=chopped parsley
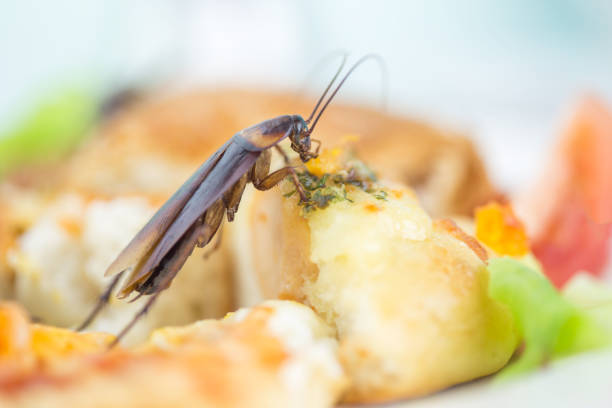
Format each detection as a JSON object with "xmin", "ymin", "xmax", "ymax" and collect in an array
[
  {"xmin": 285, "ymin": 158, "xmax": 388, "ymax": 214},
  {"xmin": 373, "ymin": 190, "xmax": 388, "ymax": 201}
]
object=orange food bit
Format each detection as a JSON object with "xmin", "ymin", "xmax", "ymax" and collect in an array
[
  {"xmin": 59, "ymin": 216, "xmax": 83, "ymax": 237},
  {"xmin": 364, "ymin": 203, "xmax": 381, "ymax": 213},
  {"xmin": 305, "ymin": 147, "xmax": 343, "ymax": 176},
  {"xmin": 0, "ymin": 303, "xmax": 31, "ymax": 358},
  {"xmin": 475, "ymin": 202, "xmax": 529, "ymax": 256},
  {"xmin": 390, "ymin": 189, "xmax": 404, "ymax": 199},
  {"xmin": 31, "ymin": 325, "xmax": 114, "ymax": 361},
  {"xmin": 0, "ymin": 302, "xmax": 113, "ymax": 364}
]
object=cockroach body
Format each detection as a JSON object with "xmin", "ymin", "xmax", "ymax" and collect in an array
[
  {"xmin": 111, "ymin": 114, "xmax": 314, "ymax": 299},
  {"xmin": 78, "ymin": 54, "xmax": 384, "ymax": 345}
]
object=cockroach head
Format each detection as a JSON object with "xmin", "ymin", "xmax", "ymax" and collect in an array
[
  {"xmin": 290, "ymin": 55, "xmax": 385, "ymax": 163},
  {"xmin": 289, "ymin": 115, "xmax": 316, "ymax": 162}
]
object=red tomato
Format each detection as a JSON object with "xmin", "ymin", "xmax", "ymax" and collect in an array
[
  {"xmin": 532, "ymin": 193, "xmax": 612, "ymax": 287},
  {"xmin": 524, "ymin": 97, "xmax": 612, "ymax": 287},
  {"xmin": 565, "ymin": 97, "xmax": 612, "ymax": 224}
]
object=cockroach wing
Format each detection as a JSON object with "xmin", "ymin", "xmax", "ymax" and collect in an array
[
  {"xmin": 104, "ymin": 140, "xmax": 232, "ymax": 279},
  {"xmin": 235, "ymin": 115, "xmax": 294, "ymax": 150},
  {"xmin": 117, "ymin": 139, "xmax": 260, "ymax": 294}
]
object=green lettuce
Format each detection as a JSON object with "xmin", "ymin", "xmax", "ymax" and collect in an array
[
  {"xmin": 0, "ymin": 87, "xmax": 96, "ymax": 177},
  {"xmin": 563, "ymin": 273, "xmax": 612, "ymax": 335},
  {"xmin": 487, "ymin": 257, "xmax": 610, "ymax": 378}
]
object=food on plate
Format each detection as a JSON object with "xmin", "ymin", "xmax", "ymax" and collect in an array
[
  {"xmin": 0, "ymin": 89, "xmax": 495, "ymax": 341},
  {"xmin": 563, "ymin": 273, "xmax": 612, "ymax": 334},
  {"xmin": 61, "ymin": 89, "xmax": 495, "ymax": 215},
  {"xmin": 3, "ymin": 87, "xmax": 610, "ymax": 406},
  {"xmin": 0, "ymin": 300, "xmax": 347, "ymax": 408},
  {"xmin": 0, "ymin": 302, "xmax": 112, "ymax": 363},
  {"xmin": 0, "ymin": 188, "xmax": 233, "ymax": 344},
  {"xmin": 0, "ymin": 87, "xmax": 96, "ymax": 178},
  {"xmin": 487, "ymin": 258, "xmax": 609, "ymax": 378},
  {"xmin": 472, "ymin": 200, "xmax": 611, "ymax": 378},
  {"xmin": 237, "ymin": 150, "xmax": 516, "ymax": 403},
  {"xmin": 475, "ymin": 202, "xmax": 530, "ymax": 257},
  {"xmin": 515, "ymin": 97, "xmax": 612, "ymax": 287}
]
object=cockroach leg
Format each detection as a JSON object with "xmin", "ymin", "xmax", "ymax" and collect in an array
[
  {"xmin": 127, "ymin": 291, "xmax": 145, "ymax": 303},
  {"xmin": 223, "ymin": 174, "xmax": 248, "ymax": 222},
  {"xmin": 77, "ymin": 272, "xmax": 123, "ymax": 331},
  {"xmin": 253, "ymin": 166, "xmax": 308, "ymax": 202},
  {"xmin": 203, "ymin": 223, "xmax": 223, "ymax": 259},
  {"xmin": 311, "ymin": 139, "xmax": 322, "ymax": 155},
  {"xmin": 108, "ymin": 288, "xmax": 162, "ymax": 348},
  {"xmin": 286, "ymin": 168, "xmax": 308, "ymax": 202},
  {"xmin": 197, "ymin": 202, "xmax": 225, "ymax": 247},
  {"xmin": 110, "ymin": 223, "xmax": 203, "ymax": 347},
  {"xmin": 252, "ymin": 149, "xmax": 272, "ymax": 181},
  {"xmin": 274, "ymin": 145, "xmax": 291, "ymax": 164}
]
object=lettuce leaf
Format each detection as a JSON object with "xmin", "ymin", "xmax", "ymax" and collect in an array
[
  {"xmin": 487, "ymin": 257, "xmax": 610, "ymax": 378},
  {"xmin": 563, "ymin": 273, "xmax": 612, "ymax": 334},
  {"xmin": 0, "ymin": 87, "xmax": 96, "ymax": 177}
]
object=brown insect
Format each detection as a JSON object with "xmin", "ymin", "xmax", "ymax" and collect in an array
[{"xmin": 78, "ymin": 54, "xmax": 383, "ymax": 345}]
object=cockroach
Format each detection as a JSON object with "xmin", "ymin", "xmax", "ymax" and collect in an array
[{"xmin": 78, "ymin": 54, "xmax": 383, "ymax": 345}]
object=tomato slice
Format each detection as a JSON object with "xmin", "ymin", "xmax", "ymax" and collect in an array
[
  {"xmin": 565, "ymin": 98, "xmax": 612, "ymax": 224},
  {"xmin": 532, "ymin": 193, "xmax": 612, "ymax": 287},
  {"xmin": 520, "ymin": 97, "xmax": 612, "ymax": 287}
]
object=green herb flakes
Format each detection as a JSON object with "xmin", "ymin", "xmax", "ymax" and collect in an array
[{"xmin": 289, "ymin": 157, "xmax": 386, "ymax": 215}]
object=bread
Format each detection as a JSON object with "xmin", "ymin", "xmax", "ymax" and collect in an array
[
  {"xmin": 0, "ymin": 188, "xmax": 233, "ymax": 344},
  {"xmin": 0, "ymin": 300, "xmax": 347, "ymax": 408},
  {"xmin": 236, "ymin": 165, "xmax": 516, "ymax": 403},
  {"xmin": 0, "ymin": 89, "xmax": 496, "ymax": 343},
  {"xmin": 61, "ymin": 88, "xmax": 495, "ymax": 216}
]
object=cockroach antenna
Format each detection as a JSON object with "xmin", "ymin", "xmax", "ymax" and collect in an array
[
  {"xmin": 309, "ymin": 54, "xmax": 387, "ymax": 134},
  {"xmin": 297, "ymin": 49, "xmax": 349, "ymax": 96},
  {"xmin": 306, "ymin": 53, "xmax": 348, "ymax": 123}
]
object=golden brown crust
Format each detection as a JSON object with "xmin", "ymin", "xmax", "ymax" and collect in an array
[
  {"xmin": 245, "ymin": 186, "xmax": 319, "ymax": 303},
  {"xmin": 0, "ymin": 88, "xmax": 499, "ymax": 404},
  {"xmin": 53, "ymin": 89, "xmax": 495, "ymax": 215},
  {"xmin": 0, "ymin": 301, "xmax": 346, "ymax": 408},
  {"xmin": 0, "ymin": 88, "xmax": 495, "ymax": 323},
  {"xmin": 1, "ymin": 88, "xmax": 494, "ymax": 223},
  {"xmin": 240, "ymin": 179, "xmax": 516, "ymax": 403}
]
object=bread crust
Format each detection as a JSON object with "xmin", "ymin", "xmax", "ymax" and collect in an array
[
  {"xmin": 57, "ymin": 89, "xmax": 494, "ymax": 215},
  {"xmin": 0, "ymin": 301, "xmax": 348, "ymax": 408},
  {"xmin": 240, "ymin": 180, "xmax": 516, "ymax": 403}
]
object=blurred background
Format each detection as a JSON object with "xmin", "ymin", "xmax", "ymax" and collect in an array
[{"xmin": 2, "ymin": 0, "xmax": 612, "ymax": 189}]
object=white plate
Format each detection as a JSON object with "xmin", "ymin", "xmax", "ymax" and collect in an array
[{"xmin": 370, "ymin": 349, "xmax": 612, "ymax": 408}]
